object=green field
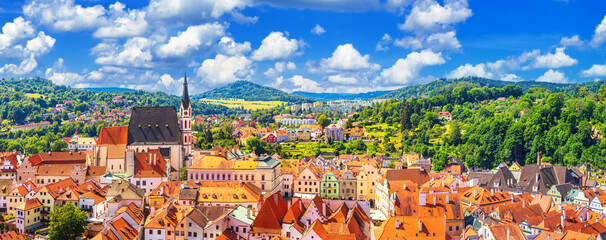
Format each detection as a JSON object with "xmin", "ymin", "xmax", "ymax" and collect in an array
[{"xmin": 199, "ymin": 98, "xmax": 286, "ymax": 110}]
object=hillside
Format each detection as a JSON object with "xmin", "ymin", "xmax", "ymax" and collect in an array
[
  {"xmin": 380, "ymin": 77, "xmax": 586, "ymax": 99},
  {"xmin": 293, "ymin": 91, "xmax": 390, "ymax": 101},
  {"xmin": 193, "ymin": 81, "xmax": 312, "ymax": 103},
  {"xmin": 84, "ymin": 87, "xmax": 135, "ymax": 93}
]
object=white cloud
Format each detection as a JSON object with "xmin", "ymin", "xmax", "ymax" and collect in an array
[
  {"xmin": 250, "ymin": 32, "xmax": 304, "ymax": 61},
  {"xmin": 529, "ymin": 47, "xmax": 577, "ymax": 69},
  {"xmin": 308, "ymin": 43, "xmax": 380, "ymax": 73},
  {"xmin": 195, "ymin": 54, "xmax": 253, "ymax": 86},
  {"xmin": 157, "ymin": 23, "xmax": 226, "ymax": 58},
  {"xmin": 448, "ymin": 63, "xmax": 493, "ymax": 79},
  {"xmin": 255, "ymin": 0, "xmax": 382, "ymax": 12},
  {"xmin": 327, "ymin": 75, "xmax": 358, "ymax": 84},
  {"xmin": 399, "ymin": 0, "xmax": 472, "ymax": 33},
  {"xmin": 44, "ymin": 58, "xmax": 87, "ymax": 87},
  {"xmin": 288, "ymin": 75, "xmax": 323, "ymax": 92},
  {"xmin": 158, "ymin": 74, "xmax": 184, "ymax": 88},
  {"xmin": 425, "ymin": 31, "xmax": 461, "ymax": 50},
  {"xmin": 501, "ymin": 74, "xmax": 523, "ymax": 82},
  {"xmin": 93, "ymin": 3, "xmax": 148, "ymax": 38},
  {"xmin": 590, "ymin": 15, "xmax": 606, "ymax": 48},
  {"xmin": 264, "ymin": 61, "xmax": 296, "ymax": 78},
  {"xmin": 394, "ymin": 0, "xmax": 471, "ymax": 51},
  {"xmin": 536, "ymin": 69, "xmax": 568, "ymax": 83},
  {"xmin": 0, "ymin": 54, "xmax": 38, "ymax": 76},
  {"xmin": 93, "ymin": 37, "xmax": 155, "ymax": 68},
  {"xmin": 311, "ymin": 24, "xmax": 326, "ymax": 35},
  {"xmin": 217, "ymin": 37, "xmax": 251, "ymax": 56},
  {"xmin": 0, "ymin": 17, "xmax": 35, "ymax": 50},
  {"xmin": 23, "ymin": 0, "xmax": 107, "ymax": 32},
  {"xmin": 379, "ymin": 49, "xmax": 445, "ymax": 85},
  {"xmin": 146, "ymin": 0, "xmax": 249, "ymax": 23},
  {"xmin": 376, "ymin": 33, "xmax": 392, "ymax": 51},
  {"xmin": 560, "ymin": 35, "xmax": 583, "ymax": 47},
  {"xmin": 25, "ymin": 32, "xmax": 56, "ymax": 56},
  {"xmin": 581, "ymin": 64, "xmax": 606, "ymax": 77}
]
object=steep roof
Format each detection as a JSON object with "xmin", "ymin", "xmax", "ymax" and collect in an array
[
  {"xmin": 16, "ymin": 198, "xmax": 42, "ymax": 210},
  {"xmin": 133, "ymin": 151, "xmax": 167, "ymax": 178},
  {"xmin": 381, "ymin": 169, "xmax": 430, "ymax": 185},
  {"xmin": 97, "ymin": 126, "xmax": 128, "ymax": 145},
  {"xmin": 0, "ymin": 231, "xmax": 25, "ymax": 240},
  {"xmin": 28, "ymin": 151, "xmax": 89, "ymax": 166},
  {"xmin": 488, "ymin": 224, "xmax": 526, "ymax": 240},
  {"xmin": 127, "ymin": 107, "xmax": 181, "ymax": 145},
  {"xmin": 251, "ymin": 193, "xmax": 288, "ymax": 234},
  {"xmin": 44, "ymin": 178, "xmax": 78, "ymax": 198},
  {"xmin": 181, "ymin": 72, "xmax": 191, "ymax": 108}
]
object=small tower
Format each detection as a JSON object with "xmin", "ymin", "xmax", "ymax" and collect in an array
[{"xmin": 179, "ymin": 71, "xmax": 193, "ymax": 157}]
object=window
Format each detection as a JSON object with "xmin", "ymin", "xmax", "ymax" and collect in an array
[{"xmin": 157, "ymin": 230, "xmax": 161, "ymax": 234}]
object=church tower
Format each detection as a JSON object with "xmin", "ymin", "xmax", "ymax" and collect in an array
[{"xmin": 179, "ymin": 71, "xmax": 193, "ymax": 156}]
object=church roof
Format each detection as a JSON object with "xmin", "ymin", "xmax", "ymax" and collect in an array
[
  {"xmin": 181, "ymin": 72, "xmax": 190, "ymax": 108},
  {"xmin": 127, "ymin": 107, "xmax": 181, "ymax": 145}
]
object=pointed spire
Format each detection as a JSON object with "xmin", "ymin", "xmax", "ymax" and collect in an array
[{"xmin": 181, "ymin": 68, "xmax": 190, "ymax": 108}]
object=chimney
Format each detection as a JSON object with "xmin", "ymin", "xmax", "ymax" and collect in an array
[
  {"xmin": 433, "ymin": 195, "xmax": 436, "ymax": 206},
  {"xmin": 446, "ymin": 195, "xmax": 450, "ymax": 204},
  {"xmin": 537, "ymin": 152, "xmax": 541, "ymax": 166},
  {"xmin": 507, "ymin": 228, "xmax": 511, "ymax": 240},
  {"xmin": 473, "ymin": 189, "xmax": 477, "ymax": 198},
  {"xmin": 561, "ymin": 215, "xmax": 565, "ymax": 228},
  {"xmin": 523, "ymin": 201, "xmax": 525, "ymax": 208},
  {"xmin": 274, "ymin": 193, "xmax": 278, "ymax": 203},
  {"xmin": 418, "ymin": 220, "xmax": 423, "ymax": 233},
  {"xmin": 395, "ymin": 220, "xmax": 400, "ymax": 229}
]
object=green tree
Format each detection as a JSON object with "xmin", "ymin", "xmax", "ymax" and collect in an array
[
  {"xmin": 51, "ymin": 140, "xmax": 68, "ymax": 152},
  {"xmin": 449, "ymin": 121, "xmax": 461, "ymax": 145},
  {"xmin": 48, "ymin": 202, "xmax": 87, "ymax": 240},
  {"xmin": 180, "ymin": 167, "xmax": 188, "ymax": 180},
  {"xmin": 318, "ymin": 115, "xmax": 330, "ymax": 128}
]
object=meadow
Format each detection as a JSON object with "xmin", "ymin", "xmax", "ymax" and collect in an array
[{"xmin": 199, "ymin": 98, "xmax": 287, "ymax": 110}]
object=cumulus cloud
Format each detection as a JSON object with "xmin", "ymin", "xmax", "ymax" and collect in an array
[
  {"xmin": 93, "ymin": 2, "xmax": 148, "ymax": 38},
  {"xmin": 590, "ymin": 15, "xmax": 606, "ymax": 48},
  {"xmin": 157, "ymin": 23, "xmax": 226, "ymax": 58},
  {"xmin": 327, "ymin": 75, "xmax": 358, "ymax": 84},
  {"xmin": 23, "ymin": 0, "xmax": 107, "ymax": 32},
  {"xmin": 394, "ymin": 0, "xmax": 471, "ymax": 51},
  {"xmin": 44, "ymin": 58, "xmax": 87, "ymax": 87},
  {"xmin": 379, "ymin": 49, "xmax": 445, "ymax": 86},
  {"xmin": 529, "ymin": 47, "xmax": 577, "ymax": 69},
  {"xmin": 308, "ymin": 43, "xmax": 380, "ymax": 73},
  {"xmin": 250, "ymin": 32, "xmax": 304, "ymax": 61},
  {"xmin": 146, "ymin": 0, "xmax": 249, "ymax": 23},
  {"xmin": 195, "ymin": 54, "xmax": 253, "ymax": 86},
  {"xmin": 536, "ymin": 69, "xmax": 568, "ymax": 83},
  {"xmin": 0, "ymin": 54, "xmax": 38, "ymax": 76},
  {"xmin": 376, "ymin": 34, "xmax": 393, "ymax": 51},
  {"xmin": 264, "ymin": 61, "xmax": 296, "ymax": 78},
  {"xmin": 217, "ymin": 37, "xmax": 251, "ymax": 56},
  {"xmin": 93, "ymin": 37, "xmax": 155, "ymax": 68},
  {"xmin": 287, "ymin": 75, "xmax": 323, "ymax": 92},
  {"xmin": 448, "ymin": 63, "xmax": 493, "ymax": 79},
  {"xmin": 311, "ymin": 24, "xmax": 326, "ymax": 35},
  {"xmin": 0, "ymin": 17, "xmax": 35, "ymax": 50},
  {"xmin": 25, "ymin": 32, "xmax": 56, "ymax": 56},
  {"xmin": 560, "ymin": 35, "xmax": 583, "ymax": 47},
  {"xmin": 581, "ymin": 64, "xmax": 606, "ymax": 77}
]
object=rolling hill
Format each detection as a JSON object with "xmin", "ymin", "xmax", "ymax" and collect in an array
[
  {"xmin": 379, "ymin": 77, "xmax": 602, "ymax": 99},
  {"xmin": 293, "ymin": 91, "xmax": 391, "ymax": 101},
  {"xmin": 192, "ymin": 81, "xmax": 313, "ymax": 103},
  {"xmin": 84, "ymin": 87, "xmax": 135, "ymax": 93}
]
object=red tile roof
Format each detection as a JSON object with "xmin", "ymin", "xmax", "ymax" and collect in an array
[{"xmin": 97, "ymin": 126, "xmax": 128, "ymax": 145}]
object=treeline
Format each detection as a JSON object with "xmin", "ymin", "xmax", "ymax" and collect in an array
[
  {"xmin": 193, "ymin": 80, "xmax": 313, "ymax": 104},
  {"xmin": 392, "ymin": 83, "xmax": 606, "ymax": 171}
]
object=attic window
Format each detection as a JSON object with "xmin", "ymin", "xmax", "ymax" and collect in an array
[
  {"xmin": 241, "ymin": 194, "xmax": 246, "ymax": 199},
  {"xmin": 233, "ymin": 194, "xmax": 238, "ymax": 199}
]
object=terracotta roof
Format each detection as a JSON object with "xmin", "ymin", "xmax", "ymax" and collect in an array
[
  {"xmin": 81, "ymin": 191, "xmax": 105, "ymax": 204},
  {"xmin": 97, "ymin": 126, "xmax": 129, "ymax": 145},
  {"xmin": 149, "ymin": 181, "xmax": 197, "ymax": 198},
  {"xmin": 28, "ymin": 151, "xmax": 89, "ymax": 166},
  {"xmin": 381, "ymin": 169, "xmax": 431, "ymax": 186},
  {"xmin": 134, "ymin": 151, "xmax": 167, "ymax": 178},
  {"xmin": 375, "ymin": 216, "xmax": 445, "ymax": 240},
  {"xmin": 16, "ymin": 198, "xmax": 42, "ymax": 210},
  {"xmin": 0, "ymin": 231, "xmax": 25, "ymax": 240},
  {"xmin": 251, "ymin": 192, "xmax": 288, "ymax": 234},
  {"xmin": 215, "ymin": 228, "xmax": 242, "ymax": 240},
  {"xmin": 195, "ymin": 181, "xmax": 262, "ymax": 203},
  {"xmin": 110, "ymin": 218, "xmax": 138, "ymax": 240},
  {"xmin": 533, "ymin": 231, "xmax": 563, "ymax": 240},
  {"xmin": 44, "ymin": 178, "xmax": 79, "ymax": 198},
  {"xmin": 561, "ymin": 230, "xmax": 595, "ymax": 240},
  {"xmin": 487, "ymin": 224, "xmax": 526, "ymax": 240},
  {"xmin": 87, "ymin": 166, "xmax": 107, "ymax": 177}
]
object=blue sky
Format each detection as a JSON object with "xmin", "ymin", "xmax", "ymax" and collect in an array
[{"xmin": 1, "ymin": 0, "xmax": 606, "ymax": 95}]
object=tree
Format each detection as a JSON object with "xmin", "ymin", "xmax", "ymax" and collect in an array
[
  {"xmin": 180, "ymin": 167, "xmax": 188, "ymax": 180},
  {"xmin": 597, "ymin": 84, "xmax": 606, "ymax": 101},
  {"xmin": 318, "ymin": 115, "xmax": 330, "ymax": 128},
  {"xmin": 51, "ymin": 140, "xmax": 68, "ymax": 152},
  {"xmin": 449, "ymin": 121, "xmax": 461, "ymax": 145},
  {"xmin": 48, "ymin": 202, "xmax": 87, "ymax": 240}
]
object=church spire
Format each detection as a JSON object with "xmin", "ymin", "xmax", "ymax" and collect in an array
[{"xmin": 181, "ymin": 69, "xmax": 190, "ymax": 108}]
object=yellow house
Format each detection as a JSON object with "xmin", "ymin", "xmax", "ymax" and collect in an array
[
  {"xmin": 509, "ymin": 161, "xmax": 522, "ymax": 171},
  {"xmin": 16, "ymin": 198, "xmax": 42, "ymax": 234},
  {"xmin": 313, "ymin": 102, "xmax": 323, "ymax": 107},
  {"xmin": 346, "ymin": 127, "xmax": 367, "ymax": 140},
  {"xmin": 33, "ymin": 178, "xmax": 78, "ymax": 221},
  {"xmin": 8, "ymin": 186, "xmax": 28, "ymax": 216},
  {"xmin": 356, "ymin": 164, "xmax": 381, "ymax": 201}
]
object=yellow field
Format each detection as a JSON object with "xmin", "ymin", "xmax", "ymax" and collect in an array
[
  {"xmin": 199, "ymin": 98, "xmax": 286, "ymax": 110},
  {"xmin": 25, "ymin": 93, "xmax": 44, "ymax": 99}
]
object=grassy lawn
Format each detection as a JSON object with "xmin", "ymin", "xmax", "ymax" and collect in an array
[{"xmin": 25, "ymin": 93, "xmax": 44, "ymax": 99}]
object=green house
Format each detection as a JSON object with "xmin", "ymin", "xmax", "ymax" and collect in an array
[{"xmin": 321, "ymin": 171, "xmax": 340, "ymax": 199}]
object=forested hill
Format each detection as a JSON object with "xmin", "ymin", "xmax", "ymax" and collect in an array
[
  {"xmin": 380, "ymin": 77, "xmax": 603, "ymax": 99},
  {"xmin": 0, "ymin": 77, "xmax": 233, "ymax": 125},
  {"xmin": 193, "ymin": 81, "xmax": 313, "ymax": 103},
  {"xmin": 293, "ymin": 91, "xmax": 391, "ymax": 101}
]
